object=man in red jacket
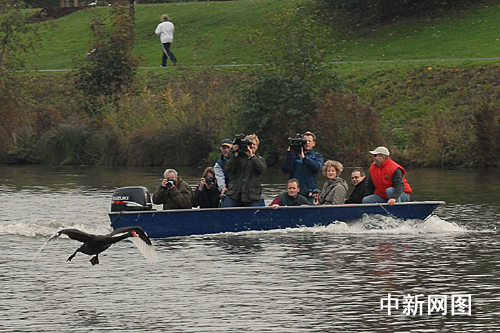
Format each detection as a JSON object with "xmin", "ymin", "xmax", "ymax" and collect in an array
[{"xmin": 362, "ymin": 146, "xmax": 412, "ymax": 206}]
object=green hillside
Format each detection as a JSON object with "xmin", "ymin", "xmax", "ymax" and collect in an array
[
  {"xmin": 28, "ymin": 0, "xmax": 292, "ymax": 69},
  {"xmin": 334, "ymin": 3, "xmax": 500, "ymax": 62},
  {"xmin": 7, "ymin": 0, "xmax": 500, "ymax": 167},
  {"xmin": 27, "ymin": 0, "xmax": 500, "ymax": 70}
]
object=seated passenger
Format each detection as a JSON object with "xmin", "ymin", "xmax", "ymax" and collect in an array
[
  {"xmin": 345, "ymin": 168, "xmax": 367, "ymax": 204},
  {"xmin": 193, "ymin": 167, "xmax": 221, "ymax": 208},
  {"xmin": 270, "ymin": 178, "xmax": 309, "ymax": 209},
  {"xmin": 362, "ymin": 146, "xmax": 412, "ymax": 206},
  {"xmin": 317, "ymin": 160, "xmax": 348, "ymax": 205},
  {"xmin": 152, "ymin": 168, "xmax": 193, "ymax": 210}
]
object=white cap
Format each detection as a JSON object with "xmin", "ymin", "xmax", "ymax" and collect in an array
[{"xmin": 369, "ymin": 146, "xmax": 390, "ymax": 156}]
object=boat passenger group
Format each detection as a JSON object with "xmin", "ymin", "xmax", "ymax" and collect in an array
[{"xmin": 152, "ymin": 131, "xmax": 412, "ymax": 210}]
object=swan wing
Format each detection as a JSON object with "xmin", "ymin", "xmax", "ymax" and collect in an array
[
  {"xmin": 129, "ymin": 236, "xmax": 158, "ymax": 264},
  {"xmin": 110, "ymin": 227, "xmax": 157, "ymax": 263}
]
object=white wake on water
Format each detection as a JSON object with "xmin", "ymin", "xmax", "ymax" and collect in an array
[
  {"xmin": 0, "ymin": 219, "xmax": 111, "ymax": 238},
  {"xmin": 314, "ymin": 214, "xmax": 468, "ymax": 235},
  {"xmin": 224, "ymin": 214, "xmax": 469, "ymax": 238}
]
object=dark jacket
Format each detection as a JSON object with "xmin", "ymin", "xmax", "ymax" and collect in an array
[
  {"xmin": 281, "ymin": 150, "xmax": 323, "ymax": 195},
  {"xmin": 270, "ymin": 193, "xmax": 309, "ymax": 206},
  {"xmin": 152, "ymin": 177, "xmax": 193, "ymax": 210},
  {"xmin": 345, "ymin": 177, "xmax": 367, "ymax": 204},
  {"xmin": 225, "ymin": 152, "xmax": 267, "ymax": 203},
  {"xmin": 193, "ymin": 185, "xmax": 220, "ymax": 208}
]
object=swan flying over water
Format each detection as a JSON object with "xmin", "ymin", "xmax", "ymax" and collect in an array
[{"xmin": 38, "ymin": 226, "xmax": 158, "ymax": 265}]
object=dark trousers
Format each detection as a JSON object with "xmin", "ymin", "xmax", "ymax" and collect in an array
[{"xmin": 161, "ymin": 43, "xmax": 177, "ymax": 66}]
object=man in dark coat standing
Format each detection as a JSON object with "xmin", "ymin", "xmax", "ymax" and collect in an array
[{"xmin": 222, "ymin": 134, "xmax": 267, "ymax": 207}]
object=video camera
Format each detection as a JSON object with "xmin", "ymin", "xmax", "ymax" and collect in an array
[
  {"xmin": 288, "ymin": 133, "xmax": 308, "ymax": 155},
  {"xmin": 233, "ymin": 133, "xmax": 253, "ymax": 153}
]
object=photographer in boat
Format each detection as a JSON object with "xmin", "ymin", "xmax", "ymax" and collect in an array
[
  {"xmin": 153, "ymin": 168, "xmax": 193, "ymax": 209},
  {"xmin": 282, "ymin": 131, "xmax": 324, "ymax": 205},
  {"xmin": 193, "ymin": 167, "xmax": 221, "ymax": 208},
  {"xmin": 221, "ymin": 133, "xmax": 267, "ymax": 207}
]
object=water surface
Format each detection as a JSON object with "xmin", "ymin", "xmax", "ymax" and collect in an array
[{"xmin": 1, "ymin": 165, "xmax": 499, "ymax": 332}]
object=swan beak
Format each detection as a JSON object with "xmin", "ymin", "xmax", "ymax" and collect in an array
[{"xmin": 132, "ymin": 231, "xmax": 138, "ymax": 237}]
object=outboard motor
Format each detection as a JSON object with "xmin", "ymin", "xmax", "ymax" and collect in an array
[{"xmin": 111, "ymin": 186, "xmax": 154, "ymax": 212}]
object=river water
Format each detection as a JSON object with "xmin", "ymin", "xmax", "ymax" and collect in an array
[{"xmin": 1, "ymin": 165, "xmax": 499, "ymax": 332}]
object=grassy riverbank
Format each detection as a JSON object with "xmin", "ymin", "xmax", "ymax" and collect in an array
[
  {"xmin": 3, "ymin": 0, "xmax": 500, "ymax": 167},
  {"xmin": 26, "ymin": 0, "xmax": 500, "ymax": 69}
]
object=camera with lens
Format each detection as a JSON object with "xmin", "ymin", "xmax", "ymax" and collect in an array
[
  {"xmin": 306, "ymin": 188, "xmax": 321, "ymax": 197},
  {"xmin": 165, "ymin": 177, "xmax": 176, "ymax": 189},
  {"xmin": 288, "ymin": 133, "xmax": 308, "ymax": 155},
  {"xmin": 233, "ymin": 133, "xmax": 254, "ymax": 153},
  {"xmin": 205, "ymin": 176, "xmax": 214, "ymax": 186}
]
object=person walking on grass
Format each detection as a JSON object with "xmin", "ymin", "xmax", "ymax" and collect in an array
[{"xmin": 155, "ymin": 14, "xmax": 177, "ymax": 67}]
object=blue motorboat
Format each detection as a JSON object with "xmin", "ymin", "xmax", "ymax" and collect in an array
[{"xmin": 108, "ymin": 186, "xmax": 444, "ymax": 238}]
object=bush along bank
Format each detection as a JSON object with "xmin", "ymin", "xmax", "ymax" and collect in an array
[
  {"xmin": 2, "ymin": 63, "xmax": 500, "ymax": 168},
  {"xmin": 339, "ymin": 62, "xmax": 500, "ymax": 167}
]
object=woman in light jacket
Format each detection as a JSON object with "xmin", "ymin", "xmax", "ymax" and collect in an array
[{"xmin": 317, "ymin": 160, "xmax": 348, "ymax": 205}]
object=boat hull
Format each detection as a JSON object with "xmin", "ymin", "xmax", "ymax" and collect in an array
[{"xmin": 108, "ymin": 201, "xmax": 445, "ymax": 238}]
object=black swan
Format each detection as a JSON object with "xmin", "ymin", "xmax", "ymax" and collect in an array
[{"xmin": 39, "ymin": 226, "xmax": 158, "ymax": 265}]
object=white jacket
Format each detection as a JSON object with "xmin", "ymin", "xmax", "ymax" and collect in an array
[{"xmin": 155, "ymin": 21, "xmax": 175, "ymax": 43}]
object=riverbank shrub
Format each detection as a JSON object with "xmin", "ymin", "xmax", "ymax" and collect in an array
[
  {"xmin": 37, "ymin": 124, "xmax": 93, "ymax": 165},
  {"xmin": 92, "ymin": 68, "xmax": 239, "ymax": 166},
  {"xmin": 75, "ymin": 1, "xmax": 141, "ymax": 113},
  {"xmin": 313, "ymin": 91, "xmax": 383, "ymax": 166},
  {"xmin": 5, "ymin": 61, "xmax": 500, "ymax": 168},
  {"xmin": 340, "ymin": 63, "xmax": 500, "ymax": 167},
  {"xmin": 472, "ymin": 97, "xmax": 500, "ymax": 168},
  {"xmin": 236, "ymin": 4, "xmax": 341, "ymax": 164}
]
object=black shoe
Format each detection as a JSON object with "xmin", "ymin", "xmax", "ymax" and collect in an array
[
  {"xmin": 172, "ymin": 60, "xmax": 177, "ymax": 66},
  {"xmin": 160, "ymin": 65, "xmax": 167, "ymax": 68}
]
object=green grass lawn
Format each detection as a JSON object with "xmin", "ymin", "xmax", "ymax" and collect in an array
[
  {"xmin": 28, "ymin": 0, "xmax": 292, "ymax": 69},
  {"xmin": 26, "ymin": 0, "xmax": 500, "ymax": 70},
  {"xmin": 335, "ymin": 3, "xmax": 500, "ymax": 62}
]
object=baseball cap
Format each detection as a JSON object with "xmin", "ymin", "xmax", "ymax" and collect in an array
[
  {"xmin": 220, "ymin": 139, "xmax": 232, "ymax": 147},
  {"xmin": 369, "ymin": 146, "xmax": 390, "ymax": 156}
]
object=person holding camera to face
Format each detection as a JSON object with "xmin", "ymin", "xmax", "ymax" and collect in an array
[
  {"xmin": 193, "ymin": 167, "xmax": 221, "ymax": 208},
  {"xmin": 152, "ymin": 168, "xmax": 193, "ymax": 210},
  {"xmin": 222, "ymin": 133, "xmax": 267, "ymax": 208},
  {"xmin": 281, "ymin": 131, "xmax": 324, "ymax": 205}
]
